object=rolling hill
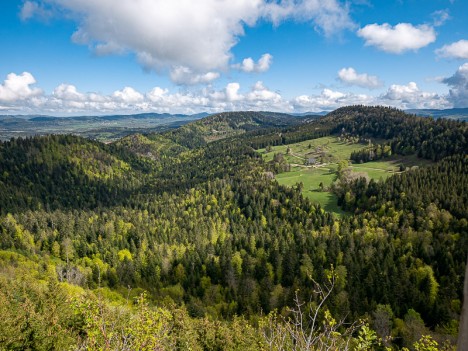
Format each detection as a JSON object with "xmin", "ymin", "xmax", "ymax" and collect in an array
[
  {"xmin": 115, "ymin": 111, "xmax": 305, "ymax": 158},
  {"xmin": 0, "ymin": 106, "xmax": 466, "ymax": 349}
]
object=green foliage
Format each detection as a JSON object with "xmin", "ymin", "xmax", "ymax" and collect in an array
[
  {"xmin": 0, "ymin": 270, "xmax": 78, "ymax": 350},
  {"xmin": 73, "ymin": 292, "xmax": 174, "ymax": 350},
  {"xmin": 413, "ymin": 335, "xmax": 440, "ymax": 351},
  {"xmin": 0, "ymin": 106, "xmax": 465, "ymax": 350},
  {"xmin": 355, "ymin": 324, "xmax": 380, "ymax": 350}
]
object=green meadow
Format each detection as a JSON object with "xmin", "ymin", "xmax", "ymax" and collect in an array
[
  {"xmin": 274, "ymin": 165, "xmax": 344, "ymax": 215},
  {"xmin": 260, "ymin": 137, "xmax": 432, "ymax": 216},
  {"xmin": 259, "ymin": 136, "xmax": 364, "ymax": 164}
]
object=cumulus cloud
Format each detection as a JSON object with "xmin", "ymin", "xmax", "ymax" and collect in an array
[
  {"xmin": 234, "ymin": 53, "xmax": 273, "ymax": 73},
  {"xmin": 357, "ymin": 23, "xmax": 436, "ymax": 54},
  {"xmin": 436, "ymin": 40, "xmax": 468, "ymax": 60},
  {"xmin": 383, "ymin": 82, "xmax": 420, "ymax": 100},
  {"xmin": 22, "ymin": 0, "xmax": 353, "ymax": 78},
  {"xmin": 53, "ymin": 84, "xmax": 86, "ymax": 101},
  {"xmin": 20, "ymin": 1, "xmax": 53, "ymax": 21},
  {"xmin": 37, "ymin": 0, "xmax": 262, "ymax": 73},
  {"xmin": 247, "ymin": 81, "xmax": 281, "ymax": 101},
  {"xmin": 225, "ymin": 83, "xmax": 242, "ymax": 102},
  {"xmin": 0, "ymin": 71, "xmax": 291, "ymax": 114},
  {"xmin": 337, "ymin": 67, "xmax": 382, "ymax": 89},
  {"xmin": 0, "ymin": 72, "xmax": 43, "ymax": 102},
  {"xmin": 146, "ymin": 87, "xmax": 169, "ymax": 103},
  {"xmin": 381, "ymin": 82, "xmax": 449, "ymax": 109},
  {"xmin": 263, "ymin": 0, "xmax": 355, "ymax": 36},
  {"xmin": 170, "ymin": 67, "xmax": 220, "ymax": 85},
  {"xmin": 0, "ymin": 71, "xmax": 454, "ymax": 115},
  {"xmin": 293, "ymin": 83, "xmax": 450, "ymax": 111},
  {"xmin": 442, "ymin": 63, "xmax": 468, "ymax": 107},
  {"xmin": 225, "ymin": 81, "xmax": 291, "ymax": 110},
  {"xmin": 112, "ymin": 87, "xmax": 145, "ymax": 103},
  {"xmin": 293, "ymin": 88, "xmax": 373, "ymax": 112}
]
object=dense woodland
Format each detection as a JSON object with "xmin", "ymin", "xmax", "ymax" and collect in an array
[{"xmin": 0, "ymin": 106, "xmax": 466, "ymax": 350}]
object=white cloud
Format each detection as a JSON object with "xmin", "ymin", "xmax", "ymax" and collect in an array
[
  {"xmin": 0, "ymin": 71, "xmax": 454, "ymax": 115},
  {"xmin": 0, "ymin": 72, "xmax": 286, "ymax": 114},
  {"xmin": 238, "ymin": 58, "xmax": 256, "ymax": 73},
  {"xmin": 293, "ymin": 89, "xmax": 373, "ymax": 112},
  {"xmin": 234, "ymin": 53, "xmax": 273, "ymax": 73},
  {"xmin": 225, "ymin": 83, "xmax": 242, "ymax": 102},
  {"xmin": 41, "ymin": 0, "xmax": 262, "ymax": 73},
  {"xmin": 337, "ymin": 67, "xmax": 382, "ymax": 88},
  {"xmin": 20, "ymin": 1, "xmax": 53, "ymax": 21},
  {"xmin": 263, "ymin": 0, "xmax": 355, "ymax": 36},
  {"xmin": 293, "ymin": 83, "xmax": 450, "ymax": 111},
  {"xmin": 112, "ymin": 87, "xmax": 144, "ymax": 103},
  {"xmin": 381, "ymin": 82, "xmax": 449, "ymax": 109},
  {"xmin": 436, "ymin": 40, "xmax": 468, "ymax": 60},
  {"xmin": 357, "ymin": 23, "xmax": 436, "ymax": 54},
  {"xmin": 443, "ymin": 63, "xmax": 468, "ymax": 107},
  {"xmin": 0, "ymin": 72, "xmax": 43, "ymax": 102},
  {"xmin": 383, "ymin": 82, "xmax": 420, "ymax": 100},
  {"xmin": 223, "ymin": 81, "xmax": 291, "ymax": 111},
  {"xmin": 53, "ymin": 84, "xmax": 86, "ymax": 101},
  {"xmin": 23, "ymin": 0, "xmax": 353, "ymax": 78},
  {"xmin": 431, "ymin": 9, "xmax": 450, "ymax": 27},
  {"xmin": 170, "ymin": 66, "xmax": 220, "ymax": 85},
  {"xmin": 247, "ymin": 81, "xmax": 281, "ymax": 101},
  {"xmin": 20, "ymin": 1, "xmax": 39, "ymax": 20},
  {"xmin": 146, "ymin": 87, "xmax": 169, "ymax": 103}
]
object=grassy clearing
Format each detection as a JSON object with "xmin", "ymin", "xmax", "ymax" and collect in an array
[
  {"xmin": 259, "ymin": 136, "xmax": 432, "ymax": 216},
  {"xmin": 260, "ymin": 136, "xmax": 365, "ymax": 216},
  {"xmin": 275, "ymin": 166, "xmax": 345, "ymax": 215},
  {"xmin": 275, "ymin": 166, "xmax": 337, "ymax": 191},
  {"xmin": 259, "ymin": 136, "xmax": 365, "ymax": 165},
  {"xmin": 351, "ymin": 155, "xmax": 433, "ymax": 180}
]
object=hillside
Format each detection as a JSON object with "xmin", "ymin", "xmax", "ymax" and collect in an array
[
  {"xmin": 0, "ymin": 134, "xmax": 154, "ymax": 213},
  {"xmin": 254, "ymin": 105, "xmax": 468, "ymax": 215},
  {"xmin": 116, "ymin": 110, "xmax": 304, "ymax": 158},
  {"xmin": 113, "ymin": 133, "xmax": 188, "ymax": 160},
  {"xmin": 0, "ymin": 106, "xmax": 466, "ymax": 350},
  {"xmin": 166, "ymin": 110, "xmax": 302, "ymax": 145}
]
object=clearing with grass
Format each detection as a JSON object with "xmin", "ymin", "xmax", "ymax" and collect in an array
[{"xmin": 259, "ymin": 136, "xmax": 431, "ymax": 215}]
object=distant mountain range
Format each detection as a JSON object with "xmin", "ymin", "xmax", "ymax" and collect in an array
[
  {"xmin": 405, "ymin": 108, "xmax": 468, "ymax": 121},
  {"xmin": 290, "ymin": 111, "xmax": 329, "ymax": 117},
  {"xmin": 294, "ymin": 108, "xmax": 468, "ymax": 120},
  {"xmin": 1, "ymin": 107, "xmax": 467, "ymax": 142},
  {"xmin": 0, "ymin": 112, "xmax": 210, "ymax": 141},
  {"xmin": 0, "ymin": 112, "xmax": 210, "ymax": 122}
]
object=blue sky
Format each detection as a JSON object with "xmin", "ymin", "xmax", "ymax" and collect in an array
[{"xmin": 0, "ymin": 0, "xmax": 467, "ymax": 116}]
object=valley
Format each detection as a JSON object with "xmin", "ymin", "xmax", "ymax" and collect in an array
[
  {"xmin": 0, "ymin": 106, "xmax": 466, "ymax": 350},
  {"xmin": 3, "ymin": 1, "xmax": 468, "ymax": 348}
]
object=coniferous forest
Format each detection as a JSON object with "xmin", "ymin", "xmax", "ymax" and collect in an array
[{"xmin": 0, "ymin": 106, "xmax": 467, "ymax": 350}]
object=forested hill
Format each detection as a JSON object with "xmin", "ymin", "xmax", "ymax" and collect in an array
[
  {"xmin": 0, "ymin": 106, "xmax": 467, "ymax": 350},
  {"xmin": 324, "ymin": 105, "xmax": 468, "ymax": 161},
  {"xmin": 157, "ymin": 110, "xmax": 303, "ymax": 147},
  {"xmin": 186, "ymin": 110, "xmax": 303, "ymax": 136},
  {"xmin": 0, "ymin": 134, "xmax": 151, "ymax": 213},
  {"xmin": 114, "ymin": 110, "xmax": 305, "ymax": 158}
]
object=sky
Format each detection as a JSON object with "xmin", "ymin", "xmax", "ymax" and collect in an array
[{"xmin": 0, "ymin": 0, "xmax": 468, "ymax": 116}]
